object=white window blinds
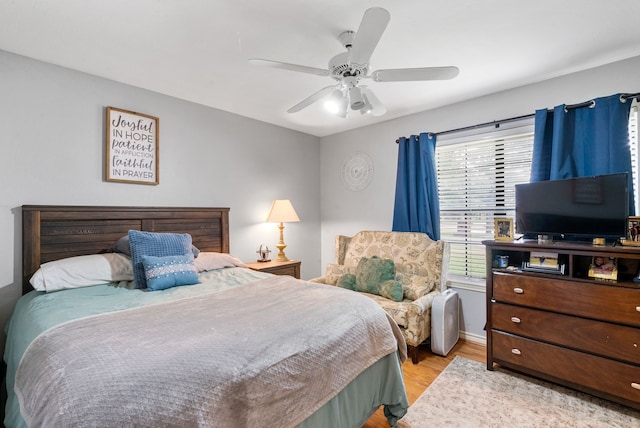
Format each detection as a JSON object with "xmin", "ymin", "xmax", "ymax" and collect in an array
[
  {"xmin": 436, "ymin": 125, "xmax": 534, "ymax": 279},
  {"xmin": 630, "ymin": 102, "xmax": 638, "ymax": 213}
]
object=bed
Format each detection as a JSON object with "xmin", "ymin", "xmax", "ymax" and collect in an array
[{"xmin": 4, "ymin": 205, "xmax": 408, "ymax": 427}]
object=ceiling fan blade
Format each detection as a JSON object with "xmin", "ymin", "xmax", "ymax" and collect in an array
[
  {"xmin": 371, "ymin": 66, "xmax": 460, "ymax": 82},
  {"xmin": 287, "ymin": 86, "xmax": 337, "ymax": 113},
  {"xmin": 360, "ymin": 86, "xmax": 386, "ymax": 117},
  {"xmin": 248, "ymin": 58, "xmax": 329, "ymax": 77},
  {"xmin": 348, "ymin": 7, "xmax": 390, "ymax": 66}
]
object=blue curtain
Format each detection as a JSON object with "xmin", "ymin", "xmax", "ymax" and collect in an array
[
  {"xmin": 392, "ymin": 132, "xmax": 440, "ymax": 240},
  {"xmin": 531, "ymin": 93, "xmax": 634, "ymax": 213}
]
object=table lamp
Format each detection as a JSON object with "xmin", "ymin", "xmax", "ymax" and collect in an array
[{"xmin": 266, "ymin": 199, "xmax": 300, "ymax": 261}]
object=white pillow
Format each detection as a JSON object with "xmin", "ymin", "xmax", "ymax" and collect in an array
[
  {"xmin": 30, "ymin": 253, "xmax": 134, "ymax": 292},
  {"xmin": 193, "ymin": 252, "xmax": 247, "ymax": 272}
]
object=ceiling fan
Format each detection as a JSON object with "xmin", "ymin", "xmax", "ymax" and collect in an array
[{"xmin": 249, "ymin": 7, "xmax": 459, "ymax": 118}]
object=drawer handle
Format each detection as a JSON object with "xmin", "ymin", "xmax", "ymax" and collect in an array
[
  {"xmin": 511, "ymin": 348, "xmax": 521, "ymax": 355},
  {"xmin": 632, "ymin": 383, "xmax": 640, "ymax": 391},
  {"xmin": 513, "ymin": 287, "xmax": 524, "ymax": 294},
  {"xmin": 511, "ymin": 317, "xmax": 521, "ymax": 323},
  {"xmin": 636, "ymin": 306, "xmax": 640, "ymax": 313}
]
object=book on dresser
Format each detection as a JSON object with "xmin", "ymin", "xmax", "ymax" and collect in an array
[{"xmin": 484, "ymin": 239, "xmax": 640, "ymax": 411}]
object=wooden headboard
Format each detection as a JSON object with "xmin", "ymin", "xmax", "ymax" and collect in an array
[{"xmin": 22, "ymin": 205, "xmax": 230, "ymax": 294}]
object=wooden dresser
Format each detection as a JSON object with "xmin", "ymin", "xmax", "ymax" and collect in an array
[{"xmin": 484, "ymin": 240, "xmax": 640, "ymax": 410}]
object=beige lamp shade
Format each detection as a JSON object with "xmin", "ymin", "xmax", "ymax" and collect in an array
[
  {"xmin": 266, "ymin": 200, "xmax": 299, "ymax": 261},
  {"xmin": 266, "ymin": 199, "xmax": 300, "ymax": 223}
]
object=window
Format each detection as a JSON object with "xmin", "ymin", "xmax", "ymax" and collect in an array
[
  {"xmin": 630, "ymin": 102, "xmax": 638, "ymax": 213},
  {"xmin": 436, "ymin": 120, "xmax": 534, "ymax": 280},
  {"xmin": 437, "ymin": 105, "xmax": 639, "ymax": 282}
]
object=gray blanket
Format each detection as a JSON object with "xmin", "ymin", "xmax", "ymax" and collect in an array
[{"xmin": 15, "ymin": 276, "xmax": 405, "ymax": 427}]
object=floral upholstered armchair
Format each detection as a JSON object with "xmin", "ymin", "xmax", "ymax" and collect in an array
[{"xmin": 310, "ymin": 231, "xmax": 450, "ymax": 364}]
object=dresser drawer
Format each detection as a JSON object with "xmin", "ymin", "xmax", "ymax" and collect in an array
[
  {"xmin": 491, "ymin": 302, "xmax": 640, "ymax": 364},
  {"xmin": 265, "ymin": 265, "xmax": 299, "ymax": 277},
  {"xmin": 492, "ymin": 273, "xmax": 640, "ymax": 327},
  {"xmin": 492, "ymin": 331, "xmax": 640, "ymax": 407}
]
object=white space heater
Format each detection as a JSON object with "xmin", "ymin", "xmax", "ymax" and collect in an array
[{"xmin": 431, "ymin": 288, "xmax": 460, "ymax": 356}]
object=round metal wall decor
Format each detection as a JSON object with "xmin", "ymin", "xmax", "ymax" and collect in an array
[{"xmin": 341, "ymin": 152, "xmax": 374, "ymax": 191}]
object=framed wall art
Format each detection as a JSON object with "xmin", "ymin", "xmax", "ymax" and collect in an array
[
  {"xmin": 105, "ymin": 106, "xmax": 159, "ymax": 185},
  {"xmin": 494, "ymin": 218, "xmax": 514, "ymax": 241}
]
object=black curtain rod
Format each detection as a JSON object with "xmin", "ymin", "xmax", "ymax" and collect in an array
[
  {"xmin": 563, "ymin": 92, "xmax": 640, "ymax": 111},
  {"xmin": 395, "ymin": 113, "xmax": 534, "ymax": 143},
  {"xmin": 435, "ymin": 113, "xmax": 535, "ymax": 137},
  {"xmin": 564, "ymin": 100, "xmax": 595, "ymax": 111},
  {"xmin": 621, "ymin": 92, "xmax": 640, "ymax": 101},
  {"xmin": 396, "ymin": 92, "xmax": 640, "ymax": 144}
]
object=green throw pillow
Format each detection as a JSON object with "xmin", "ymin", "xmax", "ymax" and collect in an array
[
  {"xmin": 377, "ymin": 279, "xmax": 404, "ymax": 302},
  {"xmin": 354, "ymin": 256, "xmax": 403, "ymax": 302},
  {"xmin": 337, "ymin": 273, "xmax": 357, "ymax": 290}
]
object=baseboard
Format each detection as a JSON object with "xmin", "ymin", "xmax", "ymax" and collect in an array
[{"xmin": 459, "ymin": 330, "xmax": 486, "ymax": 346}]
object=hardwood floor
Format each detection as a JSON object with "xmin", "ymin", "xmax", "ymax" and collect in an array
[{"xmin": 362, "ymin": 339, "xmax": 486, "ymax": 428}]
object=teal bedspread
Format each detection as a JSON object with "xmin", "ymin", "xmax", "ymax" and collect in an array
[{"xmin": 4, "ymin": 268, "xmax": 407, "ymax": 427}]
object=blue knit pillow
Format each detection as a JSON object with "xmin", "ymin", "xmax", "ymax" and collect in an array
[
  {"xmin": 141, "ymin": 254, "xmax": 199, "ymax": 291},
  {"xmin": 113, "ymin": 235, "xmax": 200, "ymax": 258},
  {"xmin": 128, "ymin": 230, "xmax": 193, "ymax": 289}
]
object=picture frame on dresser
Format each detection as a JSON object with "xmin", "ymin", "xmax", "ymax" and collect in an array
[
  {"xmin": 628, "ymin": 216, "xmax": 640, "ymax": 241},
  {"xmin": 588, "ymin": 255, "xmax": 618, "ymax": 280},
  {"xmin": 494, "ymin": 218, "xmax": 514, "ymax": 241}
]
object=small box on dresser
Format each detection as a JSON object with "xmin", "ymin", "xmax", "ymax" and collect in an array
[{"xmin": 484, "ymin": 239, "xmax": 640, "ymax": 411}]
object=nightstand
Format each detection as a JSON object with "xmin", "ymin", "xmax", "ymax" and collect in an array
[{"xmin": 245, "ymin": 259, "xmax": 301, "ymax": 279}]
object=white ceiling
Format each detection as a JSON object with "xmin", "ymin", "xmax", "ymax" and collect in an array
[{"xmin": 2, "ymin": 1, "xmax": 640, "ymax": 137}]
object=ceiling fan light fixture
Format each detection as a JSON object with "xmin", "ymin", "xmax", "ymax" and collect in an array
[
  {"xmin": 324, "ymin": 89, "xmax": 348, "ymax": 117},
  {"xmin": 360, "ymin": 93, "xmax": 373, "ymax": 115},
  {"xmin": 336, "ymin": 95, "xmax": 348, "ymax": 118},
  {"xmin": 348, "ymin": 85, "xmax": 365, "ymax": 110},
  {"xmin": 360, "ymin": 86, "xmax": 386, "ymax": 117},
  {"xmin": 324, "ymin": 89, "xmax": 344, "ymax": 114}
]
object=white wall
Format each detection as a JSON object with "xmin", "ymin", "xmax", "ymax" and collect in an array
[
  {"xmin": 0, "ymin": 50, "xmax": 321, "ymax": 357},
  {"xmin": 319, "ymin": 55, "xmax": 640, "ymax": 341}
]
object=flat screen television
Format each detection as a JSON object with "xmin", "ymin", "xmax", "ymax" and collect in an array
[{"xmin": 515, "ymin": 173, "xmax": 629, "ymax": 241}]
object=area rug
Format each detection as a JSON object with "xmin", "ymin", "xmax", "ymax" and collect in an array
[{"xmin": 398, "ymin": 356, "xmax": 640, "ymax": 428}]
